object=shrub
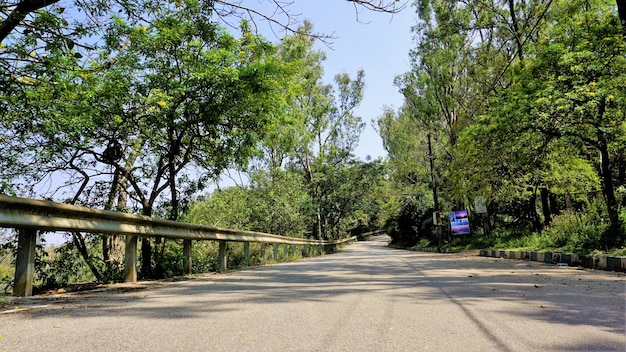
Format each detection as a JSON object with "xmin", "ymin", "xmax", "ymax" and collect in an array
[
  {"xmin": 540, "ymin": 200, "xmax": 608, "ymax": 254},
  {"xmin": 384, "ymin": 195, "xmax": 435, "ymax": 247}
]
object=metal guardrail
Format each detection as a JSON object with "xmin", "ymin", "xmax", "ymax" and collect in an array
[
  {"xmin": 0, "ymin": 195, "xmax": 340, "ymax": 245},
  {"xmin": 0, "ymin": 195, "xmax": 361, "ymax": 296}
]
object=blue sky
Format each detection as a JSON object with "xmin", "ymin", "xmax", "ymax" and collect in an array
[{"xmin": 254, "ymin": 0, "xmax": 417, "ymax": 160}]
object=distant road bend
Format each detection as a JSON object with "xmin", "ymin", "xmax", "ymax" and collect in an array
[{"xmin": 1, "ymin": 235, "xmax": 625, "ymax": 351}]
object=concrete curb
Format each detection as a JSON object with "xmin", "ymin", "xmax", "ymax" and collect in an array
[{"xmin": 479, "ymin": 249, "xmax": 626, "ymax": 272}]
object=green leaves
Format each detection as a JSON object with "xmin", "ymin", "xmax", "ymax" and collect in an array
[{"xmin": 383, "ymin": 0, "xmax": 625, "ymax": 246}]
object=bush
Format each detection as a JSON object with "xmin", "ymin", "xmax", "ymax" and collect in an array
[
  {"xmin": 541, "ymin": 208, "xmax": 606, "ymax": 254},
  {"xmin": 42, "ymin": 243, "xmax": 95, "ymax": 288},
  {"xmin": 384, "ymin": 196, "xmax": 435, "ymax": 247}
]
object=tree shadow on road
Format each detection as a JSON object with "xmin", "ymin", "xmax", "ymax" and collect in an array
[{"xmin": 3, "ymin": 236, "xmax": 625, "ymax": 351}]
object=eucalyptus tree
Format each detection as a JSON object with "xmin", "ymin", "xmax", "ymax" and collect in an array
[
  {"xmin": 377, "ymin": 106, "xmax": 430, "ymax": 188},
  {"xmin": 393, "ymin": 0, "xmax": 491, "ymax": 218},
  {"xmin": 287, "ymin": 60, "xmax": 367, "ymax": 239},
  {"xmin": 246, "ymin": 21, "xmax": 378, "ymax": 240}
]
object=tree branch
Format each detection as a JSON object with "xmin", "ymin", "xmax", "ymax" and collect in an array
[{"xmin": 0, "ymin": 0, "xmax": 61, "ymax": 43}]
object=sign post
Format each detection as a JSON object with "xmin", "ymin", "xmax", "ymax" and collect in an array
[{"xmin": 474, "ymin": 196, "xmax": 490, "ymax": 235}]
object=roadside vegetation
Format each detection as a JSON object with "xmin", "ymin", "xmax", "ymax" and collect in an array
[
  {"xmin": 0, "ymin": 1, "xmax": 392, "ymax": 293},
  {"xmin": 1, "ymin": 1, "xmax": 625, "ymax": 294},
  {"xmin": 378, "ymin": 0, "xmax": 626, "ymax": 256}
]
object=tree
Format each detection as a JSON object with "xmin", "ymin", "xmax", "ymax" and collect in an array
[
  {"xmin": 0, "ymin": 0, "xmax": 407, "ymax": 44},
  {"xmin": 381, "ymin": 0, "xmax": 625, "ymax": 251},
  {"xmin": 1, "ymin": 3, "xmax": 294, "ymax": 278},
  {"xmin": 185, "ymin": 169, "xmax": 312, "ymax": 238},
  {"xmin": 502, "ymin": 0, "xmax": 626, "ymax": 246},
  {"xmin": 101, "ymin": 5, "xmax": 293, "ymax": 276},
  {"xmin": 376, "ymin": 106, "xmax": 431, "ymax": 188}
]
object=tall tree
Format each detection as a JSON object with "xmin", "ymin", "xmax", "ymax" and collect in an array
[
  {"xmin": 1, "ymin": 3, "xmax": 294, "ymax": 277},
  {"xmin": 248, "ymin": 22, "xmax": 374, "ymax": 240},
  {"xmin": 103, "ymin": 5, "xmax": 292, "ymax": 276},
  {"xmin": 503, "ymin": 0, "xmax": 626, "ymax": 246}
]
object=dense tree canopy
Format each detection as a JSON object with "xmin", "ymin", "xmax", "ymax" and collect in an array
[
  {"xmin": 381, "ymin": 0, "xmax": 625, "ymax": 249},
  {"xmin": 1, "ymin": 1, "xmax": 394, "ymax": 281}
]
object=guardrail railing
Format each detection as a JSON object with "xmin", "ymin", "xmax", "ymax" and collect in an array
[{"xmin": 0, "ymin": 195, "xmax": 365, "ymax": 296}]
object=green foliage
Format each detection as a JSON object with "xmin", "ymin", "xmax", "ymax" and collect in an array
[
  {"xmin": 443, "ymin": 201, "xmax": 613, "ymax": 255},
  {"xmin": 376, "ymin": 107, "xmax": 431, "ymax": 189},
  {"xmin": 0, "ymin": 244, "xmax": 12, "ymax": 294},
  {"xmin": 541, "ymin": 203, "xmax": 608, "ymax": 254},
  {"xmin": 191, "ymin": 241, "xmax": 219, "ymax": 273},
  {"xmin": 413, "ymin": 238, "xmax": 431, "ymax": 249},
  {"xmin": 155, "ymin": 240, "xmax": 186, "ymax": 278},
  {"xmin": 384, "ymin": 195, "xmax": 435, "ymax": 247},
  {"xmin": 0, "ymin": 1, "xmax": 409, "ymax": 290},
  {"xmin": 383, "ymin": 0, "xmax": 626, "ymax": 252},
  {"xmin": 185, "ymin": 169, "xmax": 312, "ymax": 237},
  {"xmin": 248, "ymin": 169, "xmax": 312, "ymax": 237},
  {"xmin": 40, "ymin": 243, "xmax": 95, "ymax": 289},
  {"xmin": 307, "ymin": 160, "xmax": 387, "ymax": 240},
  {"xmin": 442, "ymin": 226, "xmax": 536, "ymax": 253},
  {"xmin": 185, "ymin": 186, "xmax": 252, "ymax": 230}
]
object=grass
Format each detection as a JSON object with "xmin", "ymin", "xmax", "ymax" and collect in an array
[{"xmin": 440, "ymin": 227, "xmax": 626, "ymax": 257}]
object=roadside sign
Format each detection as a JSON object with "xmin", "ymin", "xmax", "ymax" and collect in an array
[
  {"xmin": 474, "ymin": 196, "xmax": 487, "ymax": 214},
  {"xmin": 449, "ymin": 210, "xmax": 470, "ymax": 235}
]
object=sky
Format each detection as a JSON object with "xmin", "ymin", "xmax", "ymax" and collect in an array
[{"xmin": 252, "ymin": 0, "xmax": 418, "ymax": 160}]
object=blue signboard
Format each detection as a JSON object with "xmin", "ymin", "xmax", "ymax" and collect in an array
[{"xmin": 449, "ymin": 210, "xmax": 470, "ymax": 235}]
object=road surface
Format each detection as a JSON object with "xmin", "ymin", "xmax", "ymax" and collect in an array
[{"xmin": 1, "ymin": 235, "xmax": 625, "ymax": 351}]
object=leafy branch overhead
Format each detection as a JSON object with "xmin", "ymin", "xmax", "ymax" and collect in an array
[{"xmin": 0, "ymin": 0, "xmax": 408, "ymax": 44}]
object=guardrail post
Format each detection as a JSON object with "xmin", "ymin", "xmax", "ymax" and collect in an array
[
  {"xmin": 244, "ymin": 242, "xmax": 250, "ymax": 264},
  {"xmin": 218, "ymin": 241, "xmax": 227, "ymax": 272},
  {"xmin": 283, "ymin": 244, "xmax": 288, "ymax": 259},
  {"xmin": 13, "ymin": 228, "xmax": 36, "ymax": 296},
  {"xmin": 273, "ymin": 243, "xmax": 279, "ymax": 261},
  {"xmin": 183, "ymin": 239, "xmax": 192, "ymax": 275},
  {"xmin": 124, "ymin": 235, "xmax": 137, "ymax": 282},
  {"xmin": 260, "ymin": 243, "xmax": 266, "ymax": 260}
]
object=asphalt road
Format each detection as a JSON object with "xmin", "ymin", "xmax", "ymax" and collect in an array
[{"xmin": 1, "ymin": 235, "xmax": 625, "ymax": 351}]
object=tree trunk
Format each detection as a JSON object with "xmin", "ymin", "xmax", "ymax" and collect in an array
[
  {"xmin": 140, "ymin": 206, "xmax": 153, "ymax": 279},
  {"xmin": 71, "ymin": 232, "xmax": 104, "ymax": 283},
  {"xmin": 508, "ymin": 0, "xmax": 524, "ymax": 60},
  {"xmin": 597, "ymin": 98, "xmax": 622, "ymax": 248},
  {"xmin": 540, "ymin": 187, "xmax": 552, "ymax": 226},
  {"xmin": 617, "ymin": 0, "xmax": 626, "ymax": 38},
  {"xmin": 615, "ymin": 150, "xmax": 626, "ymax": 208},
  {"xmin": 598, "ymin": 141, "xmax": 621, "ymax": 248},
  {"xmin": 549, "ymin": 192, "xmax": 560, "ymax": 216},
  {"xmin": 153, "ymin": 130, "xmax": 181, "ymax": 278},
  {"xmin": 530, "ymin": 188, "xmax": 543, "ymax": 231},
  {"xmin": 102, "ymin": 170, "xmax": 121, "ymax": 265}
]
